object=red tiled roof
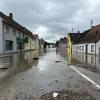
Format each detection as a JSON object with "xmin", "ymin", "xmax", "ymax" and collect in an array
[
  {"xmin": 81, "ymin": 25, "xmax": 100, "ymax": 43},
  {"xmin": 68, "ymin": 31, "xmax": 89, "ymax": 44}
]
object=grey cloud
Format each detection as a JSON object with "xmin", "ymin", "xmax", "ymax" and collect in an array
[{"xmin": 1, "ymin": 0, "xmax": 100, "ymax": 42}]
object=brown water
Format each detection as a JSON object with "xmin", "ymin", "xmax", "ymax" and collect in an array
[{"xmin": 0, "ymin": 48, "xmax": 100, "ymax": 100}]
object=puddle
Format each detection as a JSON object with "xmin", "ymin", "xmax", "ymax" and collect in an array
[{"xmin": 40, "ymin": 90, "xmax": 95, "ymax": 100}]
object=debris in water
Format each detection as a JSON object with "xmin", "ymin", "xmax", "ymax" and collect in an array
[
  {"xmin": 41, "ymin": 88, "xmax": 44, "ymax": 90},
  {"xmin": 33, "ymin": 58, "xmax": 39, "ymax": 60},
  {"xmin": 53, "ymin": 80, "xmax": 58, "ymax": 83},
  {"xmin": 55, "ymin": 61, "xmax": 62, "ymax": 63},
  {"xmin": 53, "ymin": 92, "xmax": 58, "ymax": 98},
  {"xmin": 41, "ymin": 90, "xmax": 95, "ymax": 100}
]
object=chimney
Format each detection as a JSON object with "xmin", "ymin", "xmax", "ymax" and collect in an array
[
  {"xmin": 78, "ymin": 31, "xmax": 80, "ymax": 34},
  {"xmin": 9, "ymin": 13, "xmax": 13, "ymax": 20},
  {"xmin": 91, "ymin": 20, "xmax": 93, "ymax": 28}
]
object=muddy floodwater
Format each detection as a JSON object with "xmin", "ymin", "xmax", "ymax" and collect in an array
[
  {"xmin": 0, "ymin": 48, "xmax": 100, "ymax": 100},
  {"xmin": 69, "ymin": 53, "xmax": 100, "ymax": 73}
]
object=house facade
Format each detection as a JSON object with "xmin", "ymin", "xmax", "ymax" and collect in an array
[
  {"xmin": 0, "ymin": 12, "xmax": 39, "ymax": 54},
  {"xmin": 39, "ymin": 39, "xmax": 44, "ymax": 50},
  {"xmin": 67, "ymin": 32, "xmax": 81, "ymax": 56},
  {"xmin": 31, "ymin": 35, "xmax": 39, "ymax": 50},
  {"xmin": 96, "ymin": 40, "xmax": 100, "ymax": 55},
  {"xmin": 67, "ymin": 34, "xmax": 72, "ymax": 57},
  {"xmin": 73, "ymin": 43, "xmax": 95, "ymax": 54},
  {"xmin": 72, "ymin": 25, "xmax": 100, "ymax": 56}
]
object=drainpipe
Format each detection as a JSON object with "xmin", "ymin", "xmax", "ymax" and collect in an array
[
  {"xmin": 2, "ymin": 22, "xmax": 5, "ymax": 55},
  {"xmin": 95, "ymin": 42, "xmax": 96, "ymax": 69},
  {"xmin": 85, "ymin": 44, "xmax": 87, "ymax": 68},
  {"xmin": 35, "ymin": 38, "xmax": 36, "ymax": 58},
  {"xmin": 2, "ymin": 22, "xmax": 6, "ymax": 64}
]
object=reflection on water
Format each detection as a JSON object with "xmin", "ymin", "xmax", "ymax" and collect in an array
[
  {"xmin": 69, "ymin": 53, "xmax": 100, "ymax": 72},
  {"xmin": 0, "ymin": 50, "xmax": 41, "ymax": 88},
  {"xmin": 58, "ymin": 48, "xmax": 100, "ymax": 73},
  {"xmin": 58, "ymin": 47, "xmax": 67, "ymax": 61}
]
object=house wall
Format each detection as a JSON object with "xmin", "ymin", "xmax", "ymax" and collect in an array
[
  {"xmin": 2, "ymin": 22, "xmax": 33, "ymax": 53},
  {"xmin": 33, "ymin": 37, "xmax": 39, "ymax": 50},
  {"xmin": 72, "ymin": 43, "xmax": 96, "ymax": 55},
  {"xmin": 24, "ymin": 36, "xmax": 31, "ymax": 50},
  {"xmin": 76, "ymin": 44, "xmax": 86, "ymax": 53},
  {"xmin": 67, "ymin": 36, "xmax": 72, "ymax": 64},
  {"xmin": 40, "ymin": 40, "xmax": 44, "ymax": 50},
  {"xmin": 4, "ymin": 24, "xmax": 17, "ymax": 52},
  {"xmin": 4, "ymin": 23, "xmax": 27, "ymax": 53},
  {"xmin": 0, "ymin": 17, "xmax": 4, "ymax": 54},
  {"xmin": 25, "ymin": 36, "xmax": 39, "ymax": 51},
  {"xmin": 87, "ymin": 43, "xmax": 95, "ymax": 54},
  {"xmin": 96, "ymin": 40, "xmax": 100, "ymax": 55},
  {"xmin": 30, "ymin": 37, "xmax": 39, "ymax": 50},
  {"xmin": 31, "ymin": 38, "xmax": 35, "ymax": 50},
  {"xmin": 36, "ymin": 37, "xmax": 39, "ymax": 50}
]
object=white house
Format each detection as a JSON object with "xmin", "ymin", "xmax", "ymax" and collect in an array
[
  {"xmin": 74, "ymin": 43, "xmax": 95, "ymax": 54},
  {"xmin": 0, "ymin": 12, "xmax": 39, "ymax": 54},
  {"xmin": 72, "ymin": 25, "xmax": 100, "ymax": 56}
]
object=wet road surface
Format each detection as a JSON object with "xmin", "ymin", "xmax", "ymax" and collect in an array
[{"xmin": 0, "ymin": 48, "xmax": 100, "ymax": 100}]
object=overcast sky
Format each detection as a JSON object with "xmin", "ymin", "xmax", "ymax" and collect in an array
[{"xmin": 0, "ymin": 0, "xmax": 100, "ymax": 42}]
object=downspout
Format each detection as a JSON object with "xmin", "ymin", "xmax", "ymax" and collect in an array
[
  {"xmin": 85, "ymin": 44, "xmax": 87, "ymax": 68},
  {"xmin": 95, "ymin": 42, "xmax": 96, "ymax": 69},
  {"xmin": 2, "ymin": 22, "xmax": 5, "ymax": 55},
  {"xmin": 30, "ymin": 38, "xmax": 31, "ymax": 51},
  {"xmin": 2, "ymin": 21, "xmax": 6, "ymax": 64}
]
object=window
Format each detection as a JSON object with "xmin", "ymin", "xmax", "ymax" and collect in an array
[
  {"xmin": 13, "ymin": 29, "xmax": 16, "ymax": 36},
  {"xmin": 5, "ymin": 40, "xmax": 13, "ymax": 51},
  {"xmin": 91, "ymin": 45, "xmax": 94, "ymax": 52},
  {"xmin": 4, "ymin": 26, "xmax": 9, "ymax": 33},
  {"xmin": 24, "ymin": 37, "xmax": 29, "ymax": 43}
]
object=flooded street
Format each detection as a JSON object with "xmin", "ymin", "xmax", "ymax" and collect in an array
[{"xmin": 0, "ymin": 48, "xmax": 100, "ymax": 100}]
